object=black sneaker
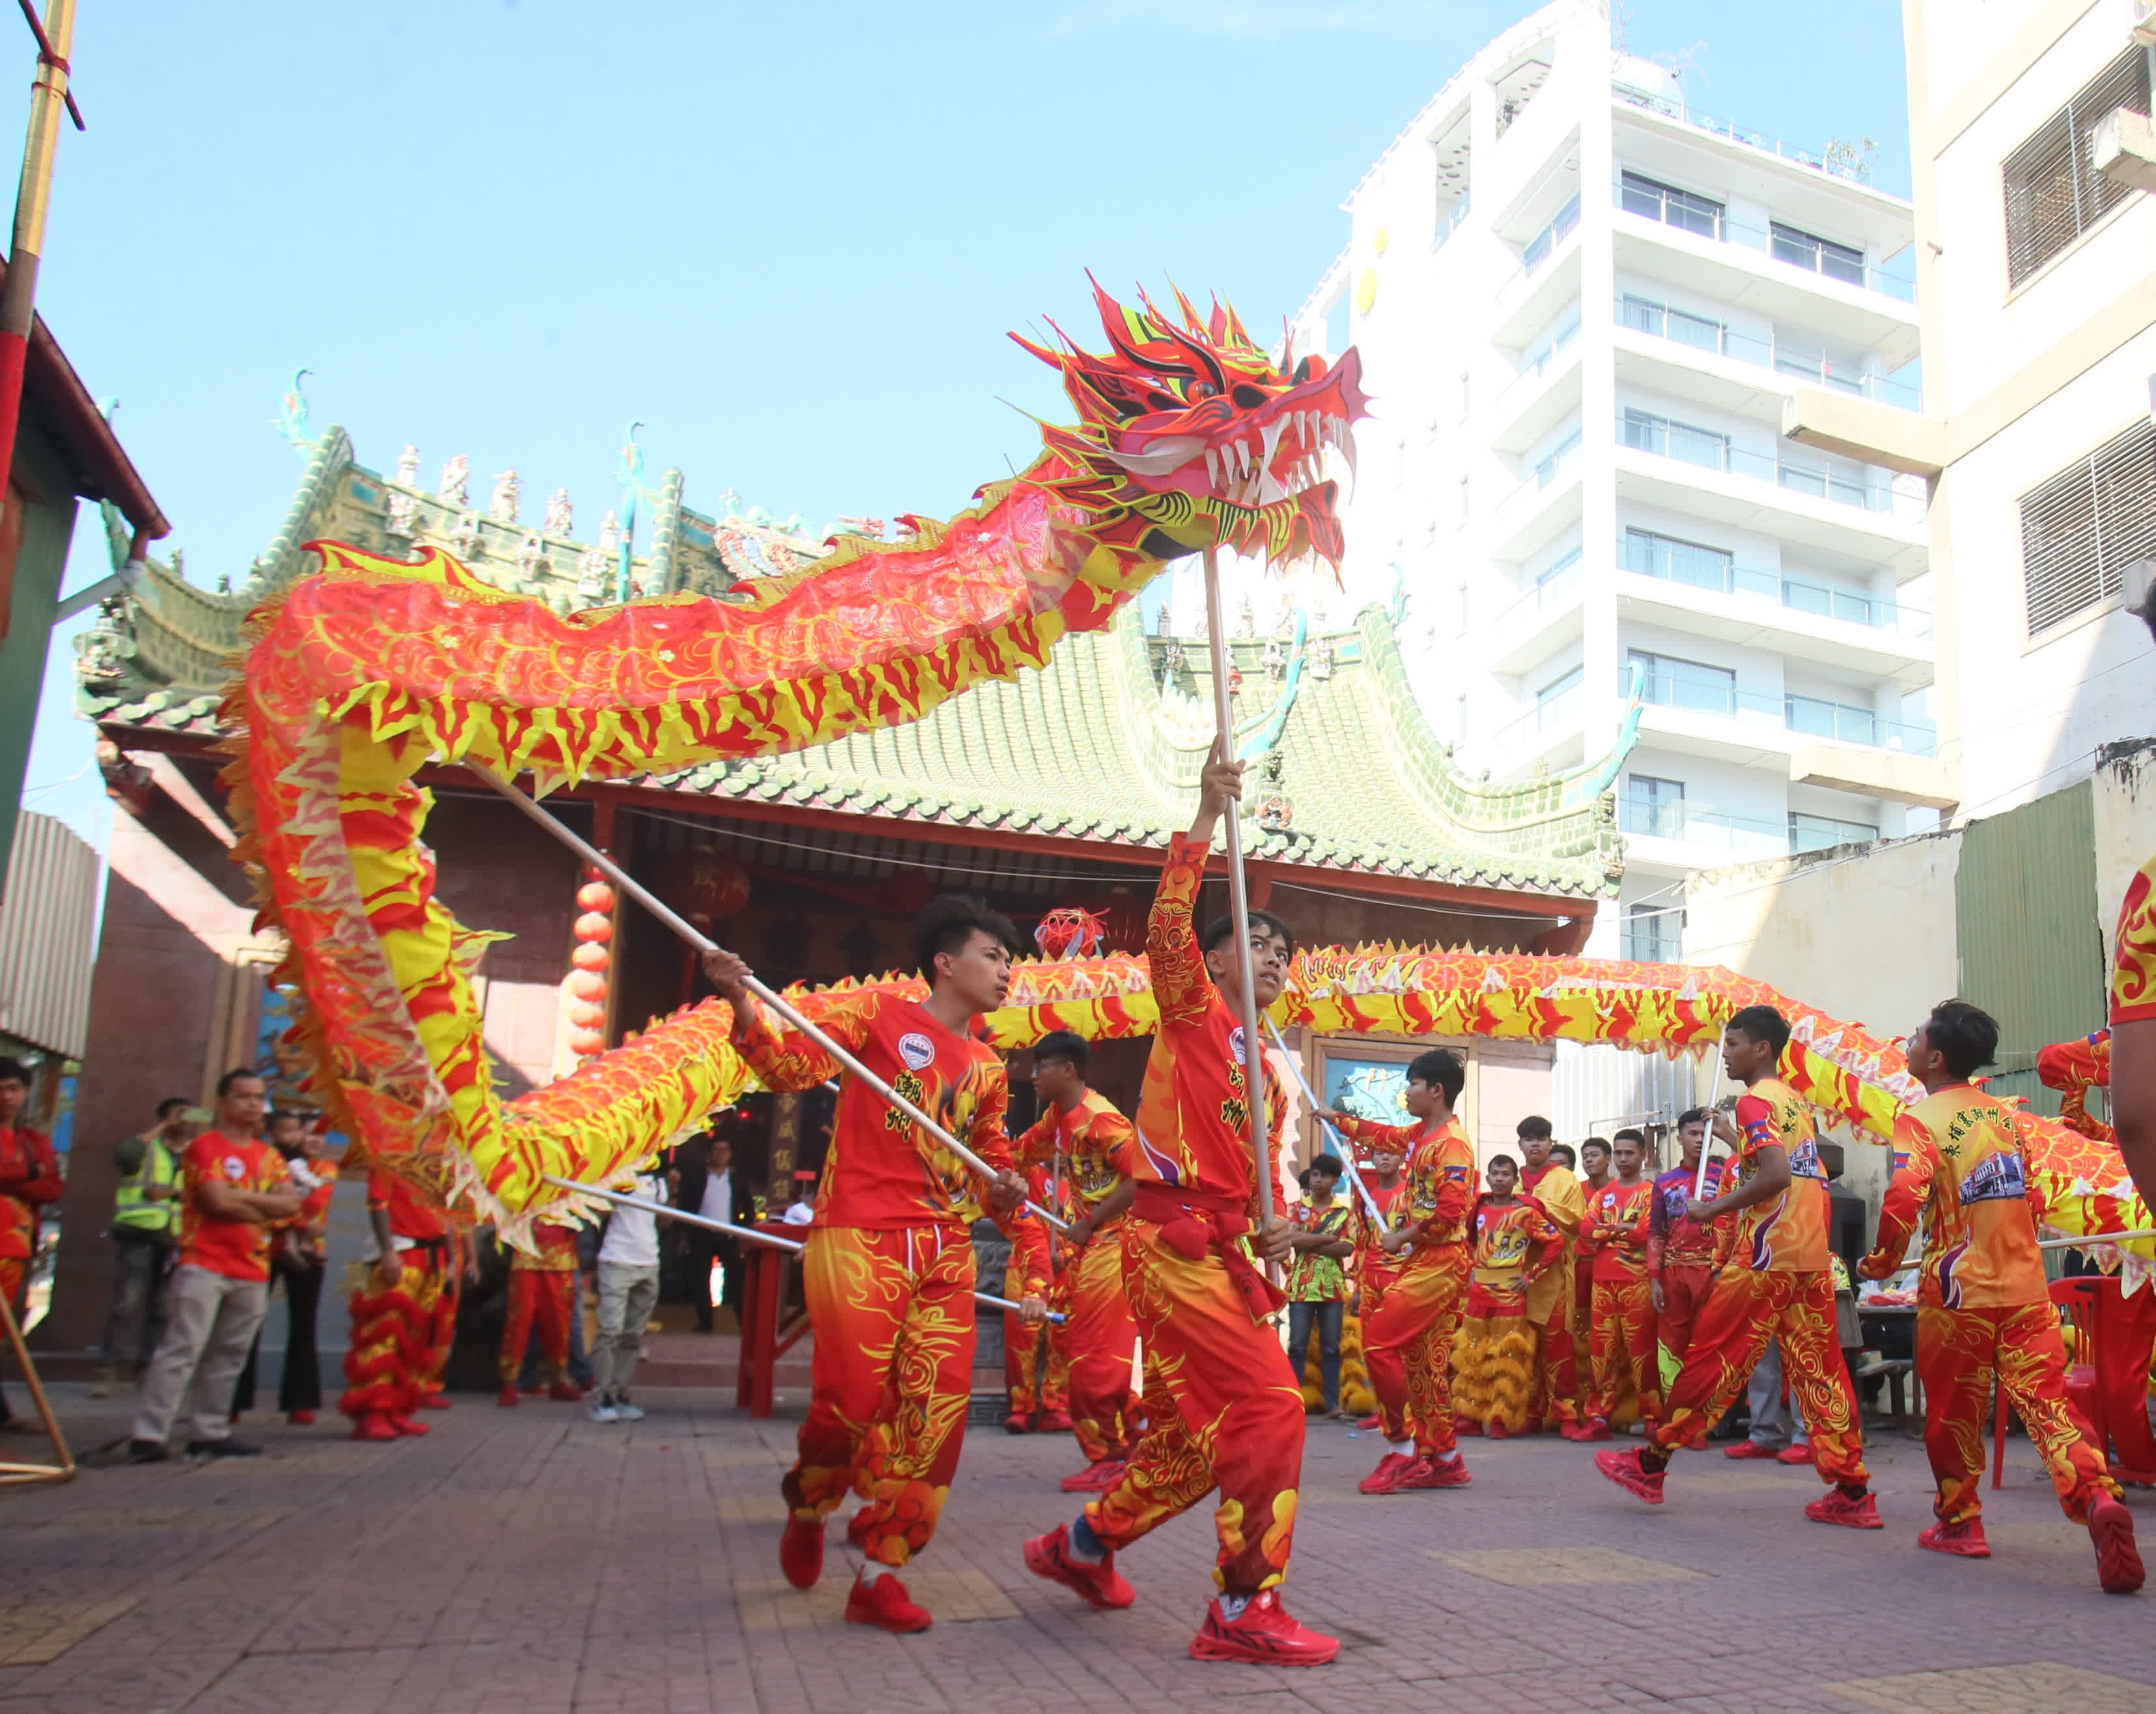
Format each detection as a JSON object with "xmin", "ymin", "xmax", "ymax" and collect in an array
[
  {"xmin": 184, "ymin": 1438, "xmax": 262, "ymax": 1459},
  {"xmin": 128, "ymin": 1439, "xmax": 170, "ymax": 1463}
]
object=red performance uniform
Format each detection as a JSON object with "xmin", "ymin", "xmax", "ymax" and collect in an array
[
  {"xmin": 178, "ymin": 1132, "xmax": 290, "ymax": 1280},
  {"xmin": 1517, "ymin": 1160, "xmax": 1584, "ymax": 1429},
  {"xmin": 732, "ymin": 985, "xmax": 1013, "ymax": 1570},
  {"xmin": 1084, "ymin": 833, "xmax": 1301, "ymax": 1597},
  {"xmin": 0, "ymin": 1119, "xmax": 62, "ymax": 1311},
  {"xmin": 1002, "ymin": 1170, "xmax": 1065, "ymax": 1420},
  {"xmin": 1649, "ymin": 1080, "xmax": 1866, "ymax": 1489},
  {"xmin": 1015, "ymin": 1091, "xmax": 1140, "ymax": 1461},
  {"xmin": 1647, "ymin": 1159, "xmax": 1726, "ymax": 1390},
  {"xmin": 341, "ymin": 1171, "xmax": 449, "ymax": 1426},
  {"xmin": 1453, "ymin": 1196, "xmax": 1562, "ymax": 1435},
  {"xmin": 497, "ymin": 1219, "xmax": 578, "ymax": 1385},
  {"xmin": 1864, "ymin": 1086, "xmax": 2120, "ymax": 1528},
  {"xmin": 1333, "ymin": 1111, "xmax": 1475, "ymax": 1457},
  {"xmin": 1584, "ymin": 1177, "xmax": 1659, "ymax": 1427}
]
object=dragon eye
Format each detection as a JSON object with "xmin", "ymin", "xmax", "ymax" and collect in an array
[
  {"xmin": 1188, "ymin": 382, "xmax": 1218, "ymax": 401},
  {"xmin": 1231, "ymin": 384, "xmax": 1267, "ymax": 408}
]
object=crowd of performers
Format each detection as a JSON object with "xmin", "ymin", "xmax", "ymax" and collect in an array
[{"xmin": 680, "ymin": 753, "xmax": 2144, "ymax": 1661}]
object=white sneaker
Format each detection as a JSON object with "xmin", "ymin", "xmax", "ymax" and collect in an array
[
  {"xmin": 611, "ymin": 1397, "xmax": 645, "ymax": 1422},
  {"xmin": 587, "ymin": 1398, "xmax": 619, "ymax": 1424}
]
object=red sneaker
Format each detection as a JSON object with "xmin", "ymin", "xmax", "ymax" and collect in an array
[
  {"xmin": 1358, "ymin": 1451, "xmax": 1418, "ymax": 1495},
  {"xmin": 1037, "ymin": 1409, "xmax": 1074, "ymax": 1435},
  {"xmin": 287, "ymin": 1410, "xmax": 316, "ymax": 1426},
  {"xmin": 1022, "ymin": 1523, "xmax": 1135, "ymax": 1610},
  {"xmin": 1455, "ymin": 1418, "xmax": 1483, "ymax": 1437},
  {"xmin": 1776, "ymin": 1444, "xmax": 1814, "ymax": 1465},
  {"xmin": 1575, "ymin": 1419, "xmax": 1613, "ymax": 1442},
  {"xmin": 1188, "ymin": 1590, "xmax": 1339, "ymax": 1666},
  {"xmin": 1722, "ymin": 1439, "xmax": 1778, "ymax": 1459},
  {"xmin": 547, "ymin": 1381, "xmax": 583, "ymax": 1402},
  {"xmin": 496, "ymin": 1383, "xmax": 519, "ymax": 1408},
  {"xmin": 416, "ymin": 1391, "xmax": 452, "ymax": 1411},
  {"xmin": 779, "ymin": 1515, "xmax": 824, "ymax": 1589},
  {"xmin": 1057, "ymin": 1458, "xmax": 1126, "ymax": 1494},
  {"xmin": 1918, "ymin": 1519, "xmax": 1991, "ymax": 1558},
  {"xmin": 1804, "ymin": 1487, "xmax": 1883, "ymax": 1529},
  {"xmin": 2088, "ymin": 1495, "xmax": 2145, "ymax": 1595},
  {"xmin": 350, "ymin": 1411, "xmax": 399, "ymax": 1442},
  {"xmin": 1003, "ymin": 1411, "xmax": 1035, "ymax": 1435},
  {"xmin": 1486, "ymin": 1420, "xmax": 1510, "ymax": 1441},
  {"xmin": 1594, "ymin": 1447, "xmax": 1666, "ymax": 1506},
  {"xmin": 388, "ymin": 1412, "xmax": 430, "ymax": 1437},
  {"xmin": 1399, "ymin": 1453, "xmax": 1472, "ymax": 1490},
  {"xmin": 1356, "ymin": 1413, "xmax": 1381, "ymax": 1431},
  {"xmin": 844, "ymin": 1571, "xmax": 932, "ymax": 1633}
]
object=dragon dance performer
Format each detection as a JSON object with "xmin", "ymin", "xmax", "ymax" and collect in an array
[
  {"xmin": 1025, "ymin": 753, "xmax": 1337, "ymax": 1666},
  {"xmin": 1857, "ymin": 1000, "xmax": 2142, "ymax": 1593},
  {"xmin": 1597, "ymin": 1005, "xmax": 1877, "ymax": 1527},
  {"xmin": 1013, "ymin": 1030, "xmax": 1142, "ymax": 1490},
  {"xmin": 1325, "ymin": 1049, "xmax": 1476, "ymax": 1497},
  {"xmin": 1575, "ymin": 1129, "xmax": 1658, "ymax": 1439},
  {"xmin": 1648, "ymin": 1107, "xmax": 1724, "ymax": 1393},
  {"xmin": 340, "ymin": 1166, "xmax": 450, "ymax": 1440},
  {"xmin": 1346, "ymin": 1132, "xmax": 1410, "ymax": 1429},
  {"xmin": 1002, "ymin": 1161, "xmax": 1068, "ymax": 1436},
  {"xmin": 415, "ymin": 1222, "xmax": 471, "ymax": 1411},
  {"xmin": 1451, "ymin": 1155, "xmax": 1563, "ymax": 1439},
  {"xmin": 701, "ymin": 901, "xmax": 1029, "ymax": 1635},
  {"xmin": 496, "ymin": 1218, "xmax": 581, "ymax": 1405},
  {"xmin": 1516, "ymin": 1117, "xmax": 1584, "ymax": 1432}
]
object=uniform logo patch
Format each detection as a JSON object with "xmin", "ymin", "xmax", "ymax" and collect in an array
[
  {"xmin": 1228, "ymin": 1026, "xmax": 1246, "ymax": 1061},
  {"xmin": 897, "ymin": 1031, "xmax": 936, "ymax": 1071},
  {"xmin": 223, "ymin": 1155, "xmax": 247, "ymax": 1181}
]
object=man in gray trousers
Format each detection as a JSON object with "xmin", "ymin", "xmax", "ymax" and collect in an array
[
  {"xmin": 128, "ymin": 1071, "xmax": 302, "ymax": 1462},
  {"xmin": 589, "ymin": 1161, "xmax": 670, "ymax": 1423}
]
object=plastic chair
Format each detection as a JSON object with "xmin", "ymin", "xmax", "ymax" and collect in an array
[{"xmin": 1993, "ymin": 1278, "xmax": 2103, "ymax": 1489}]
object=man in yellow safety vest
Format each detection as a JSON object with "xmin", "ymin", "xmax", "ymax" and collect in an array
[{"xmin": 92, "ymin": 1097, "xmax": 195, "ymax": 1397}]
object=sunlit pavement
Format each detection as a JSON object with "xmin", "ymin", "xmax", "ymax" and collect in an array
[{"xmin": 7, "ymin": 1381, "xmax": 2156, "ymax": 1713}]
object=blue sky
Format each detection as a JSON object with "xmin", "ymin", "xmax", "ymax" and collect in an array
[{"xmin": 18, "ymin": 0, "xmax": 1911, "ymax": 856}]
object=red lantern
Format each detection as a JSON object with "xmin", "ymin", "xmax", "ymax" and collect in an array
[
  {"xmin": 577, "ymin": 880, "xmax": 616, "ymax": 914},
  {"xmin": 571, "ymin": 942, "xmax": 611, "ymax": 973},
  {"xmin": 568, "ymin": 970, "xmax": 608, "ymax": 1002},
  {"xmin": 568, "ymin": 1027, "xmax": 606, "ymax": 1057},
  {"xmin": 568, "ymin": 1001, "xmax": 608, "ymax": 1030},
  {"xmin": 574, "ymin": 911, "xmax": 614, "ymax": 944}
]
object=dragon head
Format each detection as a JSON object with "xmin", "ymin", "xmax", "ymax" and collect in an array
[{"xmin": 1016, "ymin": 279, "xmax": 1367, "ymax": 568}]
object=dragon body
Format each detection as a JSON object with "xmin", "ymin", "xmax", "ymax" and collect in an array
[{"xmin": 230, "ymin": 286, "xmax": 1366, "ymax": 1223}]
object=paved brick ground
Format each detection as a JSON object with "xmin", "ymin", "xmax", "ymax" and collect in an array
[{"xmin": 7, "ymin": 1381, "xmax": 2156, "ymax": 1713}]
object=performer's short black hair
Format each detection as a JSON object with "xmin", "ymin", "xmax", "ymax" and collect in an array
[
  {"xmin": 1407, "ymin": 1048, "xmax": 1466, "ymax": 1106},
  {"xmin": 1308, "ymin": 1151, "xmax": 1343, "ymax": 1178},
  {"xmin": 912, "ymin": 895, "xmax": 1022, "ymax": 978},
  {"xmin": 1581, "ymin": 1136, "xmax": 1611, "ymax": 1159},
  {"xmin": 1487, "ymin": 1152, "xmax": 1517, "ymax": 1173},
  {"xmin": 1551, "ymin": 1143, "xmax": 1576, "ymax": 1169},
  {"xmin": 1201, "ymin": 909, "xmax": 1296, "ymax": 960},
  {"xmin": 1677, "ymin": 1106, "xmax": 1708, "ymax": 1130},
  {"xmin": 1516, "ymin": 1114, "xmax": 1553, "ymax": 1142},
  {"xmin": 155, "ymin": 1096, "xmax": 189, "ymax": 1120},
  {"xmin": 1727, "ymin": 1004, "xmax": 1791, "ymax": 1056},
  {"xmin": 1612, "ymin": 1128, "xmax": 1646, "ymax": 1149},
  {"xmin": 0, "ymin": 1057, "xmax": 27, "ymax": 1088},
  {"xmin": 1924, "ymin": 999, "xmax": 2000, "ymax": 1080},
  {"xmin": 1033, "ymin": 1029, "xmax": 1091, "ymax": 1073}
]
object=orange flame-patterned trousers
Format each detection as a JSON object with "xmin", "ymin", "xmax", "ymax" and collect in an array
[
  {"xmin": 339, "ymin": 1250, "xmax": 444, "ymax": 1419},
  {"xmin": 1918, "ymin": 1302, "xmax": 2120, "ymax": 1526},
  {"xmin": 497, "ymin": 1268, "xmax": 572, "ymax": 1383},
  {"xmin": 1526, "ymin": 1269, "xmax": 1580, "ymax": 1429},
  {"xmin": 784, "ymin": 1224, "xmax": 975, "ymax": 1569},
  {"xmin": 1654, "ymin": 1261, "xmax": 1716, "ymax": 1392},
  {"xmin": 1589, "ymin": 1276, "xmax": 1661, "ymax": 1427},
  {"xmin": 1362, "ymin": 1248, "xmax": 1469, "ymax": 1456},
  {"xmin": 1085, "ymin": 1218, "xmax": 1304, "ymax": 1594},
  {"xmin": 1650, "ymin": 1267, "xmax": 1868, "ymax": 1487},
  {"xmin": 1057, "ymin": 1235, "xmax": 1140, "ymax": 1461},
  {"xmin": 420, "ymin": 1271, "xmax": 458, "ymax": 1398}
]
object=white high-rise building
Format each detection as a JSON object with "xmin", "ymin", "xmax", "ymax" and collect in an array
[{"xmin": 1285, "ymin": 1, "xmax": 1946, "ymax": 986}]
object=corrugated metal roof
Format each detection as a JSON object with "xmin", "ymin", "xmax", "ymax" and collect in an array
[{"xmin": 0, "ymin": 811, "xmax": 100, "ymax": 1057}]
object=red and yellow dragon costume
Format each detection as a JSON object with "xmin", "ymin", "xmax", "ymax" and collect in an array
[{"xmin": 227, "ymin": 285, "xmax": 1367, "ymax": 1227}]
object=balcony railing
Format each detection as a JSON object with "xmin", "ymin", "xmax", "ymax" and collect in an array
[
  {"xmin": 1634, "ymin": 670, "xmax": 1937, "ymax": 755},
  {"xmin": 1493, "ymin": 550, "xmax": 1586, "ymax": 632},
  {"xmin": 1619, "ymin": 797, "xmax": 1791, "ymax": 854},
  {"xmin": 1434, "ymin": 195, "xmax": 1472, "ymax": 251},
  {"xmin": 1521, "ymin": 191, "xmax": 1581, "ymax": 275},
  {"xmin": 1612, "ymin": 80, "xmax": 1885, "ymax": 190},
  {"xmin": 1616, "ymin": 413, "xmax": 1923, "ymax": 518},
  {"xmin": 1614, "ymin": 294, "xmax": 1922, "ymax": 410},
  {"xmin": 1611, "ymin": 178, "xmax": 1916, "ymax": 302},
  {"xmin": 1617, "ymin": 531, "xmax": 1931, "ymax": 638}
]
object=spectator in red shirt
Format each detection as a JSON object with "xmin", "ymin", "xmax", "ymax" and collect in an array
[
  {"xmin": 0, "ymin": 1056, "xmax": 63, "ymax": 1433},
  {"xmin": 129, "ymin": 1069, "xmax": 303, "ymax": 1462}
]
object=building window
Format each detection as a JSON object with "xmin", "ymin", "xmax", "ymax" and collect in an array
[
  {"xmin": 1784, "ymin": 693, "xmax": 1879, "ymax": 746},
  {"xmin": 1618, "ymin": 170, "xmax": 1724, "ymax": 238},
  {"xmin": 2003, "ymin": 46, "xmax": 2152, "ymax": 287},
  {"xmin": 1533, "ymin": 426, "xmax": 1582, "ymax": 488},
  {"xmin": 1535, "ymin": 664, "xmax": 1583, "ymax": 730},
  {"xmin": 1629, "ymin": 649, "xmax": 1735, "ymax": 715},
  {"xmin": 1623, "ymin": 901, "xmax": 1683, "ymax": 963},
  {"xmin": 1769, "ymin": 221, "xmax": 1866, "ymax": 287},
  {"xmin": 1622, "ymin": 774, "xmax": 1686, "ymax": 838},
  {"xmin": 1789, "ymin": 811, "xmax": 1879, "ymax": 853},
  {"xmin": 2018, "ymin": 419, "xmax": 2156, "ymax": 637},
  {"xmin": 1621, "ymin": 527, "xmax": 1732, "ymax": 593},
  {"xmin": 1619, "ymin": 293, "xmax": 1724, "ymax": 355},
  {"xmin": 1621, "ymin": 408, "xmax": 1729, "ymax": 472},
  {"xmin": 1521, "ymin": 191, "xmax": 1581, "ymax": 271}
]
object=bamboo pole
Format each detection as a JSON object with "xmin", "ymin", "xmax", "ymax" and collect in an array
[
  {"xmin": 477, "ymin": 766, "xmax": 1065, "ymax": 1233},
  {"xmin": 0, "ymin": 1290, "xmax": 73, "ymax": 1485},
  {"xmin": 1264, "ymin": 1018, "xmax": 1382, "ymax": 1222},
  {"xmin": 0, "ymin": 0, "xmax": 76, "ymax": 533}
]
